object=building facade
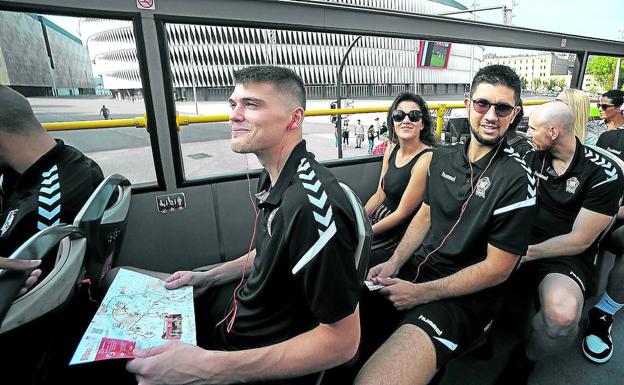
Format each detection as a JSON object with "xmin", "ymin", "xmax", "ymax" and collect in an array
[
  {"xmin": 0, "ymin": 11, "xmax": 94, "ymax": 96},
  {"xmin": 79, "ymin": 0, "xmax": 485, "ymax": 100},
  {"xmin": 483, "ymin": 53, "xmax": 573, "ymax": 90}
]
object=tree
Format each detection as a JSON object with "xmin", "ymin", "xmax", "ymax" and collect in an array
[
  {"xmin": 587, "ymin": 56, "xmax": 624, "ymax": 90},
  {"xmin": 532, "ymin": 78, "xmax": 542, "ymax": 92},
  {"xmin": 555, "ymin": 78, "xmax": 566, "ymax": 92},
  {"xmin": 520, "ymin": 76, "xmax": 528, "ymax": 91},
  {"xmin": 545, "ymin": 79, "xmax": 557, "ymax": 92}
]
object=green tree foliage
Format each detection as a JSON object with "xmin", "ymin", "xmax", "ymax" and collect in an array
[
  {"xmin": 545, "ymin": 79, "xmax": 557, "ymax": 92},
  {"xmin": 555, "ymin": 78, "xmax": 566, "ymax": 92},
  {"xmin": 520, "ymin": 76, "xmax": 528, "ymax": 90},
  {"xmin": 587, "ymin": 56, "xmax": 624, "ymax": 90},
  {"xmin": 532, "ymin": 77, "xmax": 542, "ymax": 91}
]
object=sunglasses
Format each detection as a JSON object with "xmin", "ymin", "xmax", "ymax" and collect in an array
[
  {"xmin": 598, "ymin": 104, "xmax": 615, "ymax": 110},
  {"xmin": 391, "ymin": 109, "xmax": 422, "ymax": 122},
  {"xmin": 471, "ymin": 99, "xmax": 516, "ymax": 117}
]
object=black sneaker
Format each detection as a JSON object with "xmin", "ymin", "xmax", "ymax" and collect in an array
[
  {"xmin": 582, "ymin": 307, "xmax": 614, "ymax": 363},
  {"xmin": 494, "ymin": 343, "xmax": 536, "ymax": 385}
]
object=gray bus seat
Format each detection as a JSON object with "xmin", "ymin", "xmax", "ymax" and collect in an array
[
  {"xmin": 73, "ymin": 174, "xmax": 131, "ymax": 291},
  {"xmin": 0, "ymin": 225, "xmax": 85, "ymax": 334},
  {"xmin": 587, "ymin": 145, "xmax": 624, "ymax": 295}
]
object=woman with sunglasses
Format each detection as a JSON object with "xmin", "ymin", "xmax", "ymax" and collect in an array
[
  {"xmin": 585, "ymin": 90, "xmax": 624, "ymax": 145},
  {"xmin": 364, "ymin": 92, "xmax": 437, "ymax": 263}
]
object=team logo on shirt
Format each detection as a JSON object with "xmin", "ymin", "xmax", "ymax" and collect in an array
[
  {"xmin": 607, "ymin": 147, "xmax": 622, "ymax": 156},
  {"xmin": 566, "ymin": 177, "xmax": 579, "ymax": 194},
  {"xmin": 441, "ymin": 171, "xmax": 456, "ymax": 182},
  {"xmin": 475, "ymin": 177, "xmax": 491, "ymax": 198},
  {"xmin": 0, "ymin": 209, "xmax": 18, "ymax": 237}
]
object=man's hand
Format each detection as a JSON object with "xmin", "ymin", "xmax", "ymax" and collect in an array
[
  {"xmin": 164, "ymin": 271, "xmax": 213, "ymax": 297},
  {"xmin": 0, "ymin": 257, "xmax": 42, "ymax": 296},
  {"xmin": 367, "ymin": 260, "xmax": 399, "ymax": 281},
  {"xmin": 377, "ymin": 277, "xmax": 434, "ymax": 310},
  {"xmin": 126, "ymin": 342, "xmax": 212, "ymax": 385}
]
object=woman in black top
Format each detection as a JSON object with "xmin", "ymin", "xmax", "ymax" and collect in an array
[{"xmin": 365, "ymin": 92, "xmax": 437, "ymax": 261}]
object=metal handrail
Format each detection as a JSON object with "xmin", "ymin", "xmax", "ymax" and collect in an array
[{"xmin": 41, "ymin": 99, "xmax": 556, "ymax": 134}]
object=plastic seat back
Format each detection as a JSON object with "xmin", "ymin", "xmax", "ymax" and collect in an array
[
  {"xmin": 73, "ymin": 174, "xmax": 131, "ymax": 289},
  {"xmin": 0, "ymin": 225, "xmax": 86, "ymax": 334}
]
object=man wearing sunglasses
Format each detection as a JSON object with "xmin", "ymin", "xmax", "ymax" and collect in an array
[
  {"xmin": 356, "ymin": 65, "xmax": 536, "ymax": 385},
  {"xmin": 585, "ymin": 90, "xmax": 624, "ymax": 145},
  {"xmin": 496, "ymin": 102, "xmax": 624, "ymax": 384}
]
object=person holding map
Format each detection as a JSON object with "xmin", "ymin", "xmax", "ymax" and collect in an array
[{"xmin": 124, "ymin": 66, "xmax": 361, "ymax": 385}]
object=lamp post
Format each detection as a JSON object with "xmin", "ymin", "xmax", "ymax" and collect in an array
[{"xmin": 336, "ymin": 35, "xmax": 362, "ymax": 159}]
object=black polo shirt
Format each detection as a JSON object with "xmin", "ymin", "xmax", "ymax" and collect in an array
[
  {"xmin": 215, "ymin": 140, "xmax": 359, "ymax": 350},
  {"xmin": 0, "ymin": 139, "xmax": 104, "ymax": 257},
  {"xmin": 525, "ymin": 138, "xmax": 624, "ymax": 264},
  {"xmin": 596, "ymin": 128, "xmax": 624, "ymax": 162},
  {"xmin": 408, "ymin": 139, "xmax": 536, "ymax": 285}
]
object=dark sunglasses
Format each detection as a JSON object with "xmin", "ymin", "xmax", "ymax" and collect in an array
[
  {"xmin": 391, "ymin": 109, "xmax": 422, "ymax": 122},
  {"xmin": 472, "ymin": 99, "xmax": 516, "ymax": 117},
  {"xmin": 598, "ymin": 103, "xmax": 615, "ymax": 110}
]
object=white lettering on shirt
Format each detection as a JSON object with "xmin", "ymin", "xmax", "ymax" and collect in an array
[{"xmin": 441, "ymin": 171, "xmax": 456, "ymax": 182}]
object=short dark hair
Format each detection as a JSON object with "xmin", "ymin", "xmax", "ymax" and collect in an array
[
  {"xmin": 387, "ymin": 92, "xmax": 438, "ymax": 147},
  {"xmin": 233, "ymin": 65, "xmax": 306, "ymax": 109},
  {"xmin": 0, "ymin": 85, "xmax": 43, "ymax": 135},
  {"xmin": 603, "ymin": 90, "xmax": 624, "ymax": 107},
  {"xmin": 470, "ymin": 64, "xmax": 521, "ymax": 105}
]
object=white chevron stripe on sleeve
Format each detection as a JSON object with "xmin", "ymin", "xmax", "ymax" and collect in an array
[
  {"xmin": 299, "ymin": 170, "xmax": 316, "ymax": 181},
  {"xmin": 39, "ymin": 205, "xmax": 61, "ymax": 220},
  {"xmin": 42, "ymin": 165, "xmax": 58, "ymax": 178},
  {"xmin": 298, "ymin": 161, "xmax": 311, "ymax": 172},
  {"xmin": 37, "ymin": 218, "xmax": 60, "ymax": 230},
  {"xmin": 41, "ymin": 173, "xmax": 59, "ymax": 186},
  {"xmin": 493, "ymin": 197, "xmax": 536, "ymax": 216},
  {"xmin": 302, "ymin": 180, "xmax": 322, "ymax": 193},
  {"xmin": 40, "ymin": 183, "xmax": 60, "ymax": 195},
  {"xmin": 38, "ymin": 192, "xmax": 61, "ymax": 206},
  {"xmin": 313, "ymin": 206, "xmax": 333, "ymax": 227},
  {"xmin": 292, "ymin": 221, "xmax": 337, "ymax": 274},
  {"xmin": 307, "ymin": 191, "xmax": 327, "ymax": 209}
]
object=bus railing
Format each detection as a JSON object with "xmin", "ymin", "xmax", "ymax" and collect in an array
[{"xmin": 41, "ymin": 100, "xmax": 557, "ymax": 135}]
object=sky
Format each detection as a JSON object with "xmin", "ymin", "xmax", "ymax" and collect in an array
[{"xmin": 44, "ymin": 0, "xmax": 623, "ymax": 55}]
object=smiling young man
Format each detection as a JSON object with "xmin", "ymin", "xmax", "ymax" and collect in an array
[
  {"xmin": 354, "ymin": 65, "xmax": 536, "ymax": 385},
  {"xmin": 495, "ymin": 102, "xmax": 624, "ymax": 384},
  {"xmin": 125, "ymin": 66, "xmax": 361, "ymax": 385}
]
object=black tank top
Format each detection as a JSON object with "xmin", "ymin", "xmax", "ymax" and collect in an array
[{"xmin": 370, "ymin": 145, "xmax": 432, "ymax": 249}]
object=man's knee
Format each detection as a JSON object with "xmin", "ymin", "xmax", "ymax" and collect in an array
[{"xmin": 541, "ymin": 288, "xmax": 582, "ymax": 337}]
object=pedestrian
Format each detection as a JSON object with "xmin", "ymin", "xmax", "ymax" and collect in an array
[
  {"xmin": 367, "ymin": 125, "xmax": 375, "ymax": 154},
  {"xmin": 355, "ymin": 120, "xmax": 365, "ymax": 148},
  {"xmin": 100, "ymin": 105, "xmax": 110, "ymax": 120}
]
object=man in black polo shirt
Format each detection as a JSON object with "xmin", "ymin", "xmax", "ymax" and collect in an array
[
  {"xmin": 355, "ymin": 65, "xmax": 535, "ymax": 385},
  {"xmin": 0, "ymin": 85, "xmax": 103, "ymax": 272},
  {"xmin": 496, "ymin": 102, "xmax": 624, "ymax": 384},
  {"xmin": 125, "ymin": 66, "xmax": 360, "ymax": 385},
  {"xmin": 580, "ymin": 107, "xmax": 624, "ymax": 363}
]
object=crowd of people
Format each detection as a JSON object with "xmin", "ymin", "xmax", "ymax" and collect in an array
[{"xmin": 2, "ymin": 64, "xmax": 624, "ymax": 385}]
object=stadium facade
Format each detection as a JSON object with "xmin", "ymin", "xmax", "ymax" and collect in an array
[
  {"xmin": 0, "ymin": 11, "xmax": 94, "ymax": 96},
  {"xmin": 80, "ymin": 0, "xmax": 484, "ymax": 100}
]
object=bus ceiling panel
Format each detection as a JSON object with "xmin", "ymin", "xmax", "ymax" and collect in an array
[{"xmin": 2, "ymin": 0, "xmax": 623, "ymax": 56}]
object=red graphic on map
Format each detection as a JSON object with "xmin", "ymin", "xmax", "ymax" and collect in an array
[{"xmin": 95, "ymin": 338, "xmax": 136, "ymax": 361}]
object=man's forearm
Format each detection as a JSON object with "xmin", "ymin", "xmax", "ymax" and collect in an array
[
  {"xmin": 419, "ymin": 259, "xmax": 513, "ymax": 302},
  {"xmin": 525, "ymin": 233, "xmax": 592, "ymax": 262},
  {"xmin": 197, "ymin": 309, "xmax": 359, "ymax": 384},
  {"xmin": 207, "ymin": 249, "xmax": 256, "ymax": 286},
  {"xmin": 390, "ymin": 208, "xmax": 430, "ymax": 268}
]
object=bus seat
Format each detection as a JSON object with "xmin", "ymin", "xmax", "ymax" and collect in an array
[
  {"xmin": 73, "ymin": 174, "xmax": 131, "ymax": 293},
  {"xmin": 587, "ymin": 145, "xmax": 624, "ymax": 296},
  {"xmin": 0, "ymin": 225, "xmax": 86, "ymax": 334},
  {"xmin": 339, "ymin": 182, "xmax": 373, "ymax": 285}
]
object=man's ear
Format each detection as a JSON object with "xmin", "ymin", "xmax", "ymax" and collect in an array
[
  {"xmin": 288, "ymin": 107, "xmax": 305, "ymax": 130},
  {"xmin": 551, "ymin": 127, "xmax": 560, "ymax": 140}
]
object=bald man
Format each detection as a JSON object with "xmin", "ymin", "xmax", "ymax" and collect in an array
[{"xmin": 496, "ymin": 102, "xmax": 624, "ymax": 384}]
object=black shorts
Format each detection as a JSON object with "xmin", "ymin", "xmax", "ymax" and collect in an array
[
  {"xmin": 515, "ymin": 256, "xmax": 594, "ymax": 297},
  {"xmin": 398, "ymin": 294, "xmax": 499, "ymax": 368}
]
